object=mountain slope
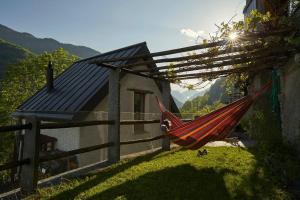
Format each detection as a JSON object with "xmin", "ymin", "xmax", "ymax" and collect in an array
[
  {"xmin": 171, "ymin": 89, "xmax": 207, "ymax": 104},
  {"xmin": 0, "ymin": 24, "xmax": 99, "ymax": 58},
  {"xmin": 207, "ymin": 77, "xmax": 229, "ymax": 104},
  {"xmin": 0, "ymin": 39, "xmax": 32, "ymax": 79},
  {"xmin": 172, "ymin": 96, "xmax": 184, "ymax": 109}
]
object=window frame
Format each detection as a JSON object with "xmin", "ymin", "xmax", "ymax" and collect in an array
[{"xmin": 133, "ymin": 91, "xmax": 146, "ymax": 133}]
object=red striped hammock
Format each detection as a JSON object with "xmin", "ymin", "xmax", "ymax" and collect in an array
[{"xmin": 157, "ymin": 82, "xmax": 271, "ymax": 150}]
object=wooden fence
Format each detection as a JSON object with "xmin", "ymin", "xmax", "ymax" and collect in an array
[
  {"xmin": 0, "ymin": 118, "xmax": 165, "ymax": 194},
  {"xmin": 0, "ymin": 65, "xmax": 172, "ymax": 196}
]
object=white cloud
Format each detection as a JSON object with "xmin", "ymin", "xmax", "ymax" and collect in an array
[{"xmin": 180, "ymin": 28, "xmax": 205, "ymax": 39}]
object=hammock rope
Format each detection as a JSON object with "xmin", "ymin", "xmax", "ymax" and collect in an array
[{"xmin": 157, "ymin": 81, "xmax": 272, "ymax": 150}]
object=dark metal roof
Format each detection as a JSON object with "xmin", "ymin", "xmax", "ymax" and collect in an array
[
  {"xmin": 13, "ymin": 42, "xmax": 146, "ymax": 120},
  {"xmin": 12, "ymin": 42, "xmax": 179, "ymax": 121}
]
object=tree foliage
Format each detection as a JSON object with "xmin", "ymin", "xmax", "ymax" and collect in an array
[
  {"xmin": 172, "ymin": 3, "xmax": 300, "ymax": 92},
  {"xmin": 0, "ymin": 48, "xmax": 79, "ymax": 124},
  {"xmin": 0, "ymin": 48, "xmax": 78, "ymax": 184}
]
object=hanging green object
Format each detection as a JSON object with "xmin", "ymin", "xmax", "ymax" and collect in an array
[{"xmin": 271, "ymin": 69, "xmax": 280, "ymax": 114}]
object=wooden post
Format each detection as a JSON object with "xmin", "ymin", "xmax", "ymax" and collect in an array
[
  {"xmin": 20, "ymin": 117, "xmax": 40, "ymax": 195},
  {"xmin": 161, "ymin": 80, "xmax": 171, "ymax": 151},
  {"xmin": 10, "ymin": 118, "xmax": 22, "ymax": 183},
  {"xmin": 108, "ymin": 69, "xmax": 121, "ymax": 164}
]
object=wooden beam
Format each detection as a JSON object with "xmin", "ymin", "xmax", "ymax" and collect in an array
[
  {"xmin": 127, "ymin": 88, "xmax": 154, "ymax": 94},
  {"xmin": 150, "ymin": 52, "xmax": 290, "ymax": 76},
  {"xmin": 136, "ymin": 46, "xmax": 291, "ymax": 73},
  {"xmin": 120, "ymin": 44, "xmax": 264, "ymax": 68},
  {"xmin": 0, "ymin": 159, "xmax": 30, "ymax": 172},
  {"xmin": 99, "ymin": 63, "xmax": 164, "ymax": 81},
  {"xmin": 91, "ymin": 29, "xmax": 293, "ymax": 65},
  {"xmin": 40, "ymin": 120, "xmax": 115, "ymax": 129},
  {"xmin": 19, "ymin": 118, "xmax": 40, "ymax": 195},
  {"xmin": 0, "ymin": 123, "xmax": 32, "ymax": 133},
  {"xmin": 120, "ymin": 135, "xmax": 166, "ymax": 145},
  {"xmin": 121, "ymin": 67, "xmax": 163, "ymax": 80},
  {"xmin": 108, "ymin": 68, "xmax": 121, "ymax": 164},
  {"xmin": 120, "ymin": 119, "xmax": 160, "ymax": 125},
  {"xmin": 166, "ymin": 59, "xmax": 287, "ymax": 80},
  {"xmin": 242, "ymin": 28, "xmax": 294, "ymax": 39},
  {"xmin": 39, "ymin": 142, "xmax": 114, "ymax": 163},
  {"xmin": 151, "ymin": 54, "xmax": 287, "ymax": 76},
  {"xmin": 40, "ymin": 120, "xmax": 160, "ymax": 130},
  {"xmin": 161, "ymin": 81, "xmax": 171, "ymax": 151},
  {"xmin": 91, "ymin": 40, "xmax": 226, "ymax": 64}
]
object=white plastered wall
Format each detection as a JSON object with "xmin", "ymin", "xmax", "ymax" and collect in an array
[{"xmin": 77, "ymin": 64, "xmax": 164, "ymax": 167}]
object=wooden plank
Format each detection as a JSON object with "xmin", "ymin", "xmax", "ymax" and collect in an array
[
  {"xmin": 127, "ymin": 88, "xmax": 154, "ymax": 94},
  {"xmin": 120, "ymin": 44, "xmax": 265, "ymax": 69},
  {"xmin": 0, "ymin": 123, "xmax": 32, "ymax": 133},
  {"xmin": 120, "ymin": 135, "xmax": 165, "ymax": 145},
  {"xmin": 39, "ymin": 119, "xmax": 160, "ymax": 130},
  {"xmin": 0, "ymin": 159, "xmax": 30, "ymax": 172},
  {"xmin": 136, "ymin": 46, "xmax": 291, "ymax": 73},
  {"xmin": 91, "ymin": 29, "xmax": 292, "ymax": 64},
  {"xmin": 151, "ymin": 54, "xmax": 288, "ymax": 76},
  {"xmin": 91, "ymin": 40, "xmax": 226, "ymax": 64},
  {"xmin": 168, "ymin": 59, "xmax": 287, "ymax": 80},
  {"xmin": 40, "ymin": 120, "xmax": 114, "ymax": 129},
  {"xmin": 99, "ymin": 63, "xmax": 164, "ymax": 80},
  {"xmin": 120, "ymin": 119, "xmax": 160, "ymax": 125},
  {"xmin": 39, "ymin": 142, "xmax": 114, "ymax": 163}
]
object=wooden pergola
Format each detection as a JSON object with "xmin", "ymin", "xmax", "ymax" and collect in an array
[
  {"xmin": 87, "ymin": 28, "xmax": 297, "ymax": 165},
  {"xmin": 91, "ymin": 29, "xmax": 296, "ymax": 82}
]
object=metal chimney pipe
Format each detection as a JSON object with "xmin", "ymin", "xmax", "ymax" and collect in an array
[{"xmin": 46, "ymin": 61, "xmax": 54, "ymax": 92}]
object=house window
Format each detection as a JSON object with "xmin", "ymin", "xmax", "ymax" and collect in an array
[{"xmin": 134, "ymin": 92, "xmax": 145, "ymax": 133}]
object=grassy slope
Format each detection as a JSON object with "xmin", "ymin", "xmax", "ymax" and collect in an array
[{"xmin": 29, "ymin": 147, "xmax": 293, "ymax": 200}]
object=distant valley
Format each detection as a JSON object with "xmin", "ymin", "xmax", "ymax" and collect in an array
[{"xmin": 171, "ymin": 89, "xmax": 207, "ymax": 108}]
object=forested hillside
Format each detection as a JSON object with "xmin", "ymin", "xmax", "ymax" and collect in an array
[
  {"xmin": 180, "ymin": 78, "xmax": 229, "ymax": 118},
  {"xmin": 0, "ymin": 39, "xmax": 32, "ymax": 79},
  {"xmin": 207, "ymin": 78, "xmax": 229, "ymax": 104}
]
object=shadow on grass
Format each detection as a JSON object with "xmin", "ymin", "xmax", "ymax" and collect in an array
[
  {"xmin": 46, "ymin": 146, "xmax": 299, "ymax": 200},
  {"xmin": 49, "ymin": 149, "xmax": 165, "ymax": 200},
  {"xmin": 245, "ymin": 145, "xmax": 300, "ymax": 199},
  {"xmin": 85, "ymin": 164, "xmax": 235, "ymax": 200}
]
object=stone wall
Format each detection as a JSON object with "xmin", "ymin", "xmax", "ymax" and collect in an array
[
  {"xmin": 279, "ymin": 55, "xmax": 300, "ymax": 152},
  {"xmin": 245, "ymin": 71, "xmax": 282, "ymax": 143},
  {"xmin": 246, "ymin": 54, "xmax": 300, "ymax": 153},
  {"xmin": 243, "ymin": 1, "xmax": 300, "ymax": 153}
]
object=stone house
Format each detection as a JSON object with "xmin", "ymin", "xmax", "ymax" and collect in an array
[{"xmin": 12, "ymin": 42, "xmax": 179, "ymax": 167}]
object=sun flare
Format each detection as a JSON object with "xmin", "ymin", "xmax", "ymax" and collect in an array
[{"xmin": 229, "ymin": 32, "xmax": 238, "ymax": 41}]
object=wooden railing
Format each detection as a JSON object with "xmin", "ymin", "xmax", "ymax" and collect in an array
[
  {"xmin": 0, "ymin": 118, "xmax": 165, "ymax": 195},
  {"xmin": 0, "ymin": 66, "xmax": 172, "ymax": 197}
]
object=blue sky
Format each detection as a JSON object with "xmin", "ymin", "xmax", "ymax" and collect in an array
[
  {"xmin": 0, "ymin": 0, "xmax": 245, "ymax": 53},
  {"xmin": 0, "ymin": 0, "xmax": 245, "ymax": 93}
]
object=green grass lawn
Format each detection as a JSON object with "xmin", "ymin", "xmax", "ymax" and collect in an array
[{"xmin": 29, "ymin": 147, "xmax": 295, "ymax": 200}]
